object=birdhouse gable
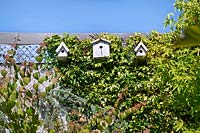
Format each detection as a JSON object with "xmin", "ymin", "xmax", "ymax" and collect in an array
[
  {"xmin": 92, "ymin": 38, "xmax": 111, "ymax": 58},
  {"xmin": 134, "ymin": 41, "xmax": 148, "ymax": 56},
  {"xmin": 91, "ymin": 38, "xmax": 111, "ymax": 44},
  {"xmin": 56, "ymin": 42, "xmax": 69, "ymax": 53}
]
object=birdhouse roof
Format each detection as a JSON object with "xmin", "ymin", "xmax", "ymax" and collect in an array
[
  {"xmin": 91, "ymin": 38, "xmax": 111, "ymax": 44},
  {"xmin": 56, "ymin": 42, "xmax": 69, "ymax": 53},
  {"xmin": 134, "ymin": 41, "xmax": 147, "ymax": 52}
]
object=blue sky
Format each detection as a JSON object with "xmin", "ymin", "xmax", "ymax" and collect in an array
[{"xmin": 0, "ymin": 0, "xmax": 175, "ymax": 33}]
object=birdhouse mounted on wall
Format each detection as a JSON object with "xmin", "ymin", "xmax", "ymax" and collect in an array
[
  {"xmin": 92, "ymin": 38, "xmax": 111, "ymax": 58},
  {"xmin": 134, "ymin": 41, "xmax": 148, "ymax": 56},
  {"xmin": 56, "ymin": 42, "xmax": 69, "ymax": 61}
]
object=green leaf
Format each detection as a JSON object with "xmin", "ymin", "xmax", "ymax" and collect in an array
[
  {"xmin": 104, "ymin": 115, "xmax": 112, "ymax": 125},
  {"xmin": 46, "ymin": 84, "xmax": 54, "ymax": 92},
  {"xmin": 23, "ymin": 77, "xmax": 30, "ymax": 85},
  {"xmin": 19, "ymin": 79, "xmax": 24, "ymax": 86},
  {"xmin": 33, "ymin": 64, "xmax": 38, "ymax": 70},
  {"xmin": 35, "ymin": 55, "xmax": 43, "ymax": 63},
  {"xmin": 26, "ymin": 107, "xmax": 33, "ymax": 115},
  {"xmin": 174, "ymin": 119, "xmax": 184, "ymax": 132},
  {"xmin": 94, "ymin": 63, "xmax": 102, "ymax": 68},
  {"xmin": 33, "ymin": 83, "xmax": 39, "ymax": 91},
  {"xmin": 38, "ymin": 76, "xmax": 47, "ymax": 84},
  {"xmin": 10, "ymin": 82, "xmax": 17, "ymax": 90},
  {"xmin": 1, "ymin": 70, "xmax": 8, "ymax": 78},
  {"xmin": 9, "ymin": 91, "xmax": 17, "ymax": 101},
  {"xmin": 26, "ymin": 90, "xmax": 32, "ymax": 98},
  {"xmin": 7, "ymin": 49, "xmax": 16, "ymax": 56},
  {"xmin": 14, "ymin": 65, "xmax": 20, "ymax": 72},
  {"xmin": 80, "ymin": 129, "xmax": 90, "ymax": 133},
  {"xmin": 49, "ymin": 130, "xmax": 56, "ymax": 133},
  {"xmin": 40, "ymin": 92, "xmax": 47, "ymax": 98},
  {"xmin": 19, "ymin": 70, "xmax": 25, "ymax": 78},
  {"xmin": 33, "ymin": 72, "xmax": 40, "ymax": 80}
]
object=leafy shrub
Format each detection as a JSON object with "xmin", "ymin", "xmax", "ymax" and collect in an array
[{"xmin": 43, "ymin": 30, "xmax": 200, "ymax": 132}]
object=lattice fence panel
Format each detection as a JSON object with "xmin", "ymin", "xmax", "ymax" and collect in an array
[
  {"xmin": 0, "ymin": 44, "xmax": 41, "ymax": 64},
  {"xmin": 0, "ymin": 44, "xmax": 49, "ymax": 92}
]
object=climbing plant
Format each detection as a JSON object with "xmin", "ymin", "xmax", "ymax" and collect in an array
[{"xmin": 42, "ymin": 28, "xmax": 200, "ymax": 132}]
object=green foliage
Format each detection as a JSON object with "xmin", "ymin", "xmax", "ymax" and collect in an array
[
  {"xmin": 0, "ymin": 0, "xmax": 199, "ymax": 132},
  {"xmin": 174, "ymin": 25, "xmax": 200, "ymax": 47},
  {"xmin": 0, "ymin": 69, "xmax": 39, "ymax": 131},
  {"xmin": 44, "ymin": 33, "xmax": 139, "ymax": 107},
  {"xmin": 166, "ymin": 0, "xmax": 200, "ymax": 31},
  {"xmin": 165, "ymin": 0, "xmax": 200, "ymax": 48},
  {"xmin": 43, "ymin": 29, "xmax": 200, "ymax": 132},
  {"xmin": 0, "ymin": 50, "xmax": 56, "ymax": 132}
]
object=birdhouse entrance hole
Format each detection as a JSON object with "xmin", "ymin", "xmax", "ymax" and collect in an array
[
  {"xmin": 139, "ymin": 50, "xmax": 143, "ymax": 53},
  {"xmin": 99, "ymin": 46, "xmax": 103, "ymax": 49},
  {"xmin": 61, "ymin": 49, "xmax": 65, "ymax": 53}
]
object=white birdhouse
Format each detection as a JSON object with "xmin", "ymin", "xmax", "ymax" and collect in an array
[
  {"xmin": 92, "ymin": 38, "xmax": 111, "ymax": 58},
  {"xmin": 134, "ymin": 41, "xmax": 148, "ymax": 56},
  {"xmin": 55, "ymin": 42, "xmax": 69, "ymax": 61}
]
